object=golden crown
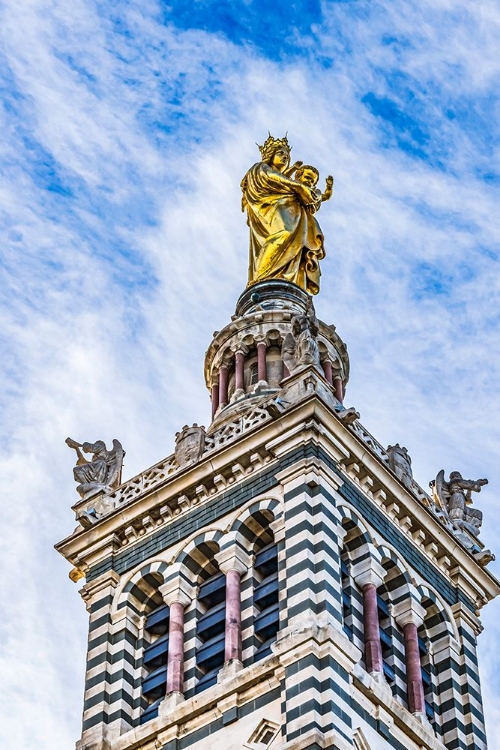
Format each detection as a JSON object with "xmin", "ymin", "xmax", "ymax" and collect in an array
[{"xmin": 258, "ymin": 133, "xmax": 291, "ymax": 162}]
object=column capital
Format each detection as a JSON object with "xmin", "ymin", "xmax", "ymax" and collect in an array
[
  {"xmin": 351, "ymin": 557, "xmax": 386, "ymax": 589},
  {"xmin": 231, "ymin": 343, "xmax": 247, "ymax": 356},
  {"xmin": 159, "ymin": 570, "xmax": 195, "ymax": 608},
  {"xmin": 215, "ymin": 544, "xmax": 252, "ymax": 575},
  {"xmin": 393, "ymin": 598, "xmax": 426, "ymax": 628}
]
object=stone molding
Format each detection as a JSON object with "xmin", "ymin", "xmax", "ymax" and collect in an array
[
  {"xmin": 393, "ymin": 597, "xmax": 427, "ymax": 628},
  {"xmin": 352, "ymin": 664, "xmax": 447, "ymax": 750}
]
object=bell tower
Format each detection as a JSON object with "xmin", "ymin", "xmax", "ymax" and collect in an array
[{"xmin": 57, "ymin": 137, "xmax": 499, "ymax": 750}]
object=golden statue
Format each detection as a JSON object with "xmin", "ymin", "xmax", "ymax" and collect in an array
[{"xmin": 241, "ymin": 134, "xmax": 333, "ymax": 295}]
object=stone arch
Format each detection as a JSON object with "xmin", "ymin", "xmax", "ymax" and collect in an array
[
  {"xmin": 116, "ymin": 559, "xmax": 169, "ymax": 613},
  {"xmin": 376, "ymin": 543, "xmax": 413, "ymax": 589},
  {"xmin": 174, "ymin": 528, "xmax": 224, "ymax": 581},
  {"xmin": 416, "ymin": 584, "xmax": 458, "ymax": 641},
  {"xmin": 337, "ymin": 503, "xmax": 374, "ymax": 547},
  {"xmin": 228, "ymin": 496, "xmax": 282, "ymax": 551}
]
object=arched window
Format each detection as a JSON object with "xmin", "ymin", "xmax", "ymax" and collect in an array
[
  {"xmin": 250, "ymin": 362, "xmax": 259, "ymax": 385},
  {"xmin": 339, "ymin": 517, "xmax": 366, "ymax": 654},
  {"xmin": 341, "ymin": 554, "xmax": 353, "ymax": 640},
  {"xmin": 253, "ymin": 540, "xmax": 279, "ymax": 660},
  {"xmin": 132, "ymin": 574, "xmax": 168, "ymax": 725},
  {"xmin": 418, "ymin": 595, "xmax": 452, "ymax": 733},
  {"xmin": 418, "ymin": 627, "xmax": 434, "ymax": 723},
  {"xmin": 195, "ymin": 570, "xmax": 226, "ymax": 693},
  {"xmin": 140, "ymin": 599, "xmax": 170, "ymax": 723},
  {"xmin": 377, "ymin": 562, "xmax": 406, "ymax": 704}
]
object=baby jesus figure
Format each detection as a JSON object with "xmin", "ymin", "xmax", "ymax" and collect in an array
[{"xmin": 285, "ymin": 161, "xmax": 334, "ymax": 213}]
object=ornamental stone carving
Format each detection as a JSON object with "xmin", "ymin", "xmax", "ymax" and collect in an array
[
  {"xmin": 387, "ymin": 443, "xmax": 413, "ymax": 489},
  {"xmin": 431, "ymin": 470, "xmax": 487, "ymax": 537},
  {"xmin": 66, "ymin": 437, "xmax": 124, "ymax": 500},
  {"xmin": 281, "ymin": 297, "xmax": 321, "ymax": 375},
  {"xmin": 174, "ymin": 424, "xmax": 206, "ymax": 468}
]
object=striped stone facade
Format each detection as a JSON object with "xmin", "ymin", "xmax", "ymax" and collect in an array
[
  {"xmin": 57, "ymin": 388, "xmax": 499, "ymax": 750},
  {"xmin": 57, "ymin": 281, "xmax": 498, "ymax": 750}
]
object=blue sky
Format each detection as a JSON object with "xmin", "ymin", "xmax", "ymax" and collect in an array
[{"xmin": 1, "ymin": 1, "xmax": 500, "ymax": 747}]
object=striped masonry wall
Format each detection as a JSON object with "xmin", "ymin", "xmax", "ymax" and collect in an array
[{"xmin": 77, "ymin": 442, "xmax": 488, "ymax": 750}]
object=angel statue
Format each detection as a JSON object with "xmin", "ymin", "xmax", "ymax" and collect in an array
[
  {"xmin": 431, "ymin": 470, "xmax": 488, "ymax": 537},
  {"xmin": 282, "ymin": 297, "xmax": 321, "ymax": 375},
  {"xmin": 241, "ymin": 134, "xmax": 333, "ymax": 296},
  {"xmin": 66, "ymin": 437, "xmax": 124, "ymax": 500}
]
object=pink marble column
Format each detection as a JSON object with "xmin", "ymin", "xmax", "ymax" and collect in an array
[
  {"xmin": 215, "ymin": 545, "xmax": 250, "ymax": 671},
  {"xmin": 219, "ymin": 365, "xmax": 229, "ymax": 407},
  {"xmin": 403, "ymin": 621, "xmax": 425, "ymax": 714},
  {"xmin": 322, "ymin": 359, "xmax": 333, "ymax": 385},
  {"xmin": 351, "ymin": 552, "xmax": 386, "ymax": 678},
  {"xmin": 257, "ymin": 341, "xmax": 267, "ymax": 382},
  {"xmin": 333, "ymin": 376, "xmax": 343, "ymax": 403},
  {"xmin": 224, "ymin": 569, "xmax": 242, "ymax": 662},
  {"xmin": 235, "ymin": 351, "xmax": 245, "ymax": 391},
  {"xmin": 363, "ymin": 583, "xmax": 383, "ymax": 674},
  {"xmin": 211, "ymin": 383, "xmax": 219, "ymax": 419},
  {"xmin": 394, "ymin": 598, "xmax": 427, "ymax": 716},
  {"xmin": 159, "ymin": 574, "xmax": 194, "ymax": 705},
  {"xmin": 166, "ymin": 601, "xmax": 186, "ymax": 695}
]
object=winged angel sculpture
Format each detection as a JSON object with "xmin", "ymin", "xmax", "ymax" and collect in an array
[
  {"xmin": 432, "ymin": 470, "xmax": 487, "ymax": 537},
  {"xmin": 66, "ymin": 437, "xmax": 124, "ymax": 501},
  {"xmin": 430, "ymin": 470, "xmax": 493, "ymax": 564}
]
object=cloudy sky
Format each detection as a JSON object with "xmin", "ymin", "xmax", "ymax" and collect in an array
[{"xmin": 0, "ymin": 1, "xmax": 499, "ymax": 747}]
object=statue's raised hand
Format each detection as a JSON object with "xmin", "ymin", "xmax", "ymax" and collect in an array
[{"xmin": 283, "ymin": 160, "xmax": 303, "ymax": 177}]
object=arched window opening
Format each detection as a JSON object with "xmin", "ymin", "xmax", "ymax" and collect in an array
[
  {"xmin": 253, "ymin": 540, "xmax": 279, "ymax": 661},
  {"xmin": 341, "ymin": 554, "xmax": 353, "ymax": 641},
  {"xmin": 418, "ymin": 596, "xmax": 449, "ymax": 732},
  {"xmin": 195, "ymin": 570, "xmax": 226, "ymax": 693},
  {"xmin": 378, "ymin": 592, "xmax": 395, "ymax": 685},
  {"xmin": 340, "ymin": 518, "xmax": 366, "ymax": 654},
  {"xmin": 250, "ymin": 362, "xmax": 259, "ymax": 385},
  {"xmin": 138, "ymin": 575, "xmax": 167, "ymax": 724},
  {"xmin": 377, "ymin": 562, "xmax": 407, "ymax": 705},
  {"xmin": 418, "ymin": 628, "xmax": 434, "ymax": 723}
]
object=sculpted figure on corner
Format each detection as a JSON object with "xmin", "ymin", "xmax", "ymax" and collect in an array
[
  {"xmin": 66, "ymin": 437, "xmax": 124, "ymax": 500},
  {"xmin": 241, "ymin": 134, "xmax": 333, "ymax": 295},
  {"xmin": 432, "ymin": 470, "xmax": 487, "ymax": 536}
]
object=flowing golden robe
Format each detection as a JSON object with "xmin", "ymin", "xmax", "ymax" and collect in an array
[{"xmin": 241, "ymin": 162, "xmax": 325, "ymax": 295}]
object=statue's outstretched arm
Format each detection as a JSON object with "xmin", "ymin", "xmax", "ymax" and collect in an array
[
  {"xmin": 283, "ymin": 160, "xmax": 303, "ymax": 177},
  {"xmin": 322, "ymin": 176, "xmax": 334, "ymax": 202},
  {"xmin": 65, "ymin": 437, "xmax": 87, "ymax": 465},
  {"xmin": 459, "ymin": 478, "xmax": 488, "ymax": 492}
]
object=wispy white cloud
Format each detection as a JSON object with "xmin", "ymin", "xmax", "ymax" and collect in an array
[{"xmin": 0, "ymin": 0, "xmax": 499, "ymax": 746}]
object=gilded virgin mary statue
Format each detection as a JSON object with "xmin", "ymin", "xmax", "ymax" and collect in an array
[{"xmin": 241, "ymin": 134, "xmax": 333, "ymax": 295}]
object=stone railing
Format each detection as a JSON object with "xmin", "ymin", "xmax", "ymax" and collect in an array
[
  {"xmin": 205, "ymin": 404, "xmax": 273, "ymax": 453},
  {"xmin": 73, "ymin": 404, "xmax": 276, "ymax": 523},
  {"xmin": 350, "ymin": 421, "xmax": 392, "ymax": 466},
  {"xmin": 73, "ymin": 392, "xmax": 491, "ymax": 564}
]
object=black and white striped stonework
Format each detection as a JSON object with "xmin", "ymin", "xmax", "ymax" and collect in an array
[
  {"xmin": 76, "ymin": 439, "xmax": 491, "ymax": 750},
  {"xmin": 281, "ymin": 477, "xmax": 344, "ymax": 629},
  {"xmin": 283, "ymin": 651, "xmax": 353, "ymax": 744},
  {"xmin": 457, "ymin": 620, "xmax": 487, "ymax": 750}
]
